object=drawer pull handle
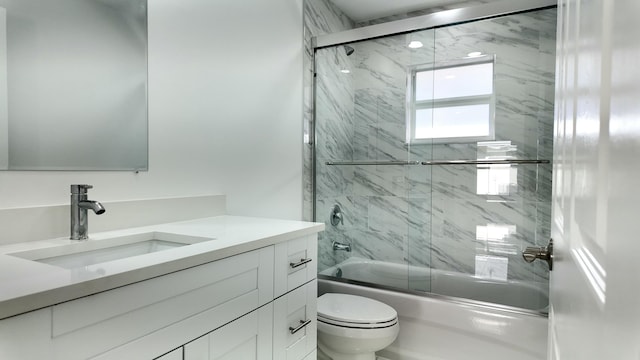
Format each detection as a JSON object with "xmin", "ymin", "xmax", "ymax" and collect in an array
[
  {"xmin": 289, "ymin": 319, "xmax": 312, "ymax": 334},
  {"xmin": 289, "ymin": 258, "xmax": 312, "ymax": 268}
]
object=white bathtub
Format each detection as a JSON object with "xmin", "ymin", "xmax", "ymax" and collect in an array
[
  {"xmin": 318, "ymin": 258, "xmax": 548, "ymax": 360},
  {"xmin": 319, "ymin": 257, "xmax": 548, "ymax": 311}
]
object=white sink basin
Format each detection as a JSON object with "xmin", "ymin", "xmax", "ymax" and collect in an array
[{"xmin": 9, "ymin": 232, "xmax": 213, "ymax": 269}]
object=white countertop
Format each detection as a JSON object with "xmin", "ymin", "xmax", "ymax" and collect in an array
[{"xmin": 0, "ymin": 215, "xmax": 324, "ymax": 320}]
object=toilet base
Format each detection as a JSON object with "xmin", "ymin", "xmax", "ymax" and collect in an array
[{"xmin": 317, "ymin": 342, "xmax": 377, "ymax": 360}]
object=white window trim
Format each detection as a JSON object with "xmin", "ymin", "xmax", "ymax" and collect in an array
[{"xmin": 406, "ymin": 55, "xmax": 496, "ymax": 144}]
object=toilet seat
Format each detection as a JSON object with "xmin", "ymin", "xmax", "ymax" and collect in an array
[
  {"xmin": 317, "ymin": 293, "xmax": 398, "ymax": 329},
  {"xmin": 318, "ymin": 315, "xmax": 397, "ymax": 329}
]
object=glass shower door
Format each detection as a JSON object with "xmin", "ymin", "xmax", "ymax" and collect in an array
[
  {"xmin": 410, "ymin": 8, "xmax": 556, "ymax": 311},
  {"xmin": 314, "ymin": 29, "xmax": 436, "ymax": 292},
  {"xmin": 314, "ymin": 6, "xmax": 556, "ymax": 313}
]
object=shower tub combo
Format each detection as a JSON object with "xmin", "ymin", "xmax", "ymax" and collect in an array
[{"xmin": 309, "ymin": 0, "xmax": 557, "ymax": 359}]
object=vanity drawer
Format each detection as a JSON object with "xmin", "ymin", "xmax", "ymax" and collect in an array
[
  {"xmin": 51, "ymin": 246, "xmax": 274, "ymax": 360},
  {"xmin": 273, "ymin": 280, "xmax": 317, "ymax": 360},
  {"xmin": 274, "ymin": 234, "xmax": 317, "ymax": 298}
]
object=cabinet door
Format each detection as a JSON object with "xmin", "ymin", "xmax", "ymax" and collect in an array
[
  {"xmin": 274, "ymin": 235, "xmax": 318, "ymax": 298},
  {"xmin": 302, "ymin": 350, "xmax": 317, "ymax": 360},
  {"xmin": 273, "ymin": 280, "xmax": 317, "ymax": 360},
  {"xmin": 184, "ymin": 304, "xmax": 273, "ymax": 360},
  {"xmin": 155, "ymin": 348, "xmax": 183, "ymax": 360},
  {"xmin": 57, "ymin": 246, "xmax": 274, "ymax": 360}
]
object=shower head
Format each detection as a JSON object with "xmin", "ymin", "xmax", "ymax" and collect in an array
[{"xmin": 344, "ymin": 45, "xmax": 355, "ymax": 56}]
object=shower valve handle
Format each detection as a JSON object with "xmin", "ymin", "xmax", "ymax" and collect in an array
[{"xmin": 330, "ymin": 205, "xmax": 344, "ymax": 226}]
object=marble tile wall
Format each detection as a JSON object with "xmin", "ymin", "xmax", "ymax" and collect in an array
[
  {"xmin": 303, "ymin": 0, "xmax": 354, "ymax": 226},
  {"xmin": 312, "ymin": 6, "xmax": 557, "ymax": 294},
  {"xmin": 355, "ymin": 0, "xmax": 494, "ymax": 27},
  {"xmin": 303, "ymin": 0, "xmax": 356, "ymax": 271}
]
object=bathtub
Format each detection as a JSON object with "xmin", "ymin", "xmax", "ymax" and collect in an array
[
  {"xmin": 319, "ymin": 257, "xmax": 549, "ymax": 311},
  {"xmin": 318, "ymin": 258, "xmax": 548, "ymax": 360}
]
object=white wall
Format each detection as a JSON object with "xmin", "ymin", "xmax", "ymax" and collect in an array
[{"xmin": 0, "ymin": 0, "xmax": 303, "ymax": 220}]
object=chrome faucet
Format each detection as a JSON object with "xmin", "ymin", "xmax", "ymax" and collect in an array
[
  {"xmin": 332, "ymin": 241, "xmax": 351, "ymax": 252},
  {"xmin": 70, "ymin": 184, "xmax": 105, "ymax": 240}
]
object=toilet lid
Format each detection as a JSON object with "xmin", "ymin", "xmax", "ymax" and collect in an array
[{"xmin": 317, "ymin": 293, "xmax": 397, "ymax": 325}]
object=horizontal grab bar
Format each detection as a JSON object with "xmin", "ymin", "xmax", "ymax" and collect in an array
[
  {"xmin": 325, "ymin": 159, "xmax": 550, "ymax": 166},
  {"xmin": 325, "ymin": 160, "xmax": 422, "ymax": 166}
]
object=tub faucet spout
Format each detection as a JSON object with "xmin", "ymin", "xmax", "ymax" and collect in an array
[
  {"xmin": 70, "ymin": 184, "xmax": 106, "ymax": 240},
  {"xmin": 332, "ymin": 241, "xmax": 351, "ymax": 252}
]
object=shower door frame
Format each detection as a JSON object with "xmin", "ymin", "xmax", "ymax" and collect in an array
[{"xmin": 313, "ymin": 0, "xmax": 557, "ymax": 49}]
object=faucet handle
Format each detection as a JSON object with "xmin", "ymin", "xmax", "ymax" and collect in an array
[
  {"xmin": 330, "ymin": 204, "xmax": 344, "ymax": 227},
  {"xmin": 71, "ymin": 184, "xmax": 94, "ymax": 194}
]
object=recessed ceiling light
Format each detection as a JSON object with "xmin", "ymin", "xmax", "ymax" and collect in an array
[
  {"xmin": 408, "ymin": 41, "xmax": 423, "ymax": 49},
  {"xmin": 467, "ymin": 51, "xmax": 483, "ymax": 57}
]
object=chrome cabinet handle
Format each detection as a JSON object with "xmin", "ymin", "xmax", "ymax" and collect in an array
[
  {"xmin": 289, "ymin": 319, "xmax": 312, "ymax": 334},
  {"xmin": 289, "ymin": 258, "xmax": 312, "ymax": 268}
]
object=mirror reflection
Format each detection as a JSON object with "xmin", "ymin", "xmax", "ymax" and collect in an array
[{"xmin": 0, "ymin": 0, "xmax": 148, "ymax": 170}]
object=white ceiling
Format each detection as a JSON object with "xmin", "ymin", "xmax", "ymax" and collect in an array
[{"xmin": 329, "ymin": 0, "xmax": 477, "ymax": 22}]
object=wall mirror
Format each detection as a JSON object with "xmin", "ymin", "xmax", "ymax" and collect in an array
[{"xmin": 0, "ymin": 0, "xmax": 148, "ymax": 171}]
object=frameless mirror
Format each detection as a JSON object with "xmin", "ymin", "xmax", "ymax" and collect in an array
[{"xmin": 0, "ymin": 0, "xmax": 148, "ymax": 170}]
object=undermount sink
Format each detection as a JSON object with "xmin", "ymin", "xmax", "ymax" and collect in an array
[{"xmin": 9, "ymin": 232, "xmax": 214, "ymax": 269}]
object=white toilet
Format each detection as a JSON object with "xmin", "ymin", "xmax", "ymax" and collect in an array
[{"xmin": 316, "ymin": 293, "xmax": 399, "ymax": 360}]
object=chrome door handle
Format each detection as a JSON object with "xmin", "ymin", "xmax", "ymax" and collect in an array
[
  {"xmin": 522, "ymin": 238, "xmax": 553, "ymax": 271},
  {"xmin": 289, "ymin": 319, "xmax": 312, "ymax": 334},
  {"xmin": 289, "ymin": 258, "xmax": 312, "ymax": 269}
]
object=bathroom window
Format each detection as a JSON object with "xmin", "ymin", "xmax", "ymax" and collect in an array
[{"xmin": 407, "ymin": 56, "xmax": 495, "ymax": 144}]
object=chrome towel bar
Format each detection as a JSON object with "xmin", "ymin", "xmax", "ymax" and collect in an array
[{"xmin": 325, "ymin": 159, "xmax": 550, "ymax": 166}]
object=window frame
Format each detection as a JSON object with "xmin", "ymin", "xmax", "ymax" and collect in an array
[{"xmin": 406, "ymin": 55, "xmax": 496, "ymax": 144}]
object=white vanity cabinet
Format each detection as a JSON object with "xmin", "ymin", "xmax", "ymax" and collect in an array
[
  {"xmin": 183, "ymin": 304, "xmax": 273, "ymax": 360},
  {"xmin": 156, "ymin": 235, "xmax": 318, "ymax": 360},
  {"xmin": 0, "ymin": 233, "xmax": 318, "ymax": 360}
]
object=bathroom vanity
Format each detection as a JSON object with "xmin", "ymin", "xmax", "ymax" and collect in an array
[{"xmin": 0, "ymin": 216, "xmax": 323, "ymax": 360}]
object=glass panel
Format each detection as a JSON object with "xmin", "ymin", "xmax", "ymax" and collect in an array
[
  {"xmin": 424, "ymin": 8, "xmax": 556, "ymax": 311},
  {"xmin": 410, "ymin": 56, "xmax": 495, "ymax": 143},
  {"xmin": 415, "ymin": 71, "xmax": 434, "ymax": 101},
  {"xmin": 415, "ymin": 104, "xmax": 491, "ymax": 139},
  {"xmin": 416, "ymin": 62, "xmax": 493, "ymax": 101},
  {"xmin": 434, "ymin": 62, "xmax": 494, "ymax": 99},
  {"xmin": 314, "ymin": 29, "xmax": 436, "ymax": 292}
]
